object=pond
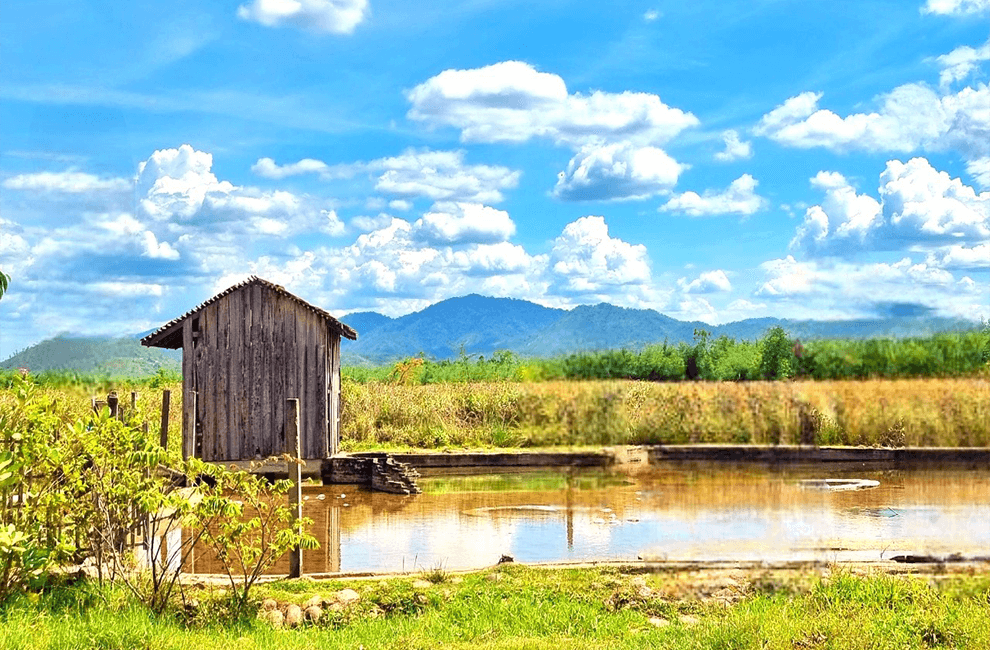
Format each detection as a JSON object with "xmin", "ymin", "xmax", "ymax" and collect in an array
[{"xmin": 188, "ymin": 463, "xmax": 990, "ymax": 574}]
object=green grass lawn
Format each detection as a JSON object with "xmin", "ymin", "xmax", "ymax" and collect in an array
[{"xmin": 2, "ymin": 565, "xmax": 988, "ymax": 649}]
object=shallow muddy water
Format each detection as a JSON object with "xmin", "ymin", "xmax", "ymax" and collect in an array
[{"xmin": 188, "ymin": 463, "xmax": 990, "ymax": 574}]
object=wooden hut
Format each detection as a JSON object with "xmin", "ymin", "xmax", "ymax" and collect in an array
[{"xmin": 141, "ymin": 276, "xmax": 357, "ymax": 463}]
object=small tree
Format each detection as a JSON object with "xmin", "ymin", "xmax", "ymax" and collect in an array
[
  {"xmin": 73, "ymin": 410, "xmax": 235, "ymax": 614},
  {"xmin": 759, "ymin": 326, "xmax": 794, "ymax": 380},
  {"xmin": 199, "ymin": 464, "xmax": 318, "ymax": 611},
  {"xmin": 683, "ymin": 329, "xmax": 711, "ymax": 380}
]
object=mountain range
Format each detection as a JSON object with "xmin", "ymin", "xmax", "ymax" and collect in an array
[
  {"xmin": 339, "ymin": 295, "xmax": 978, "ymax": 365},
  {"xmin": 0, "ymin": 334, "xmax": 182, "ymax": 376},
  {"xmin": 1, "ymin": 294, "xmax": 979, "ymax": 373}
]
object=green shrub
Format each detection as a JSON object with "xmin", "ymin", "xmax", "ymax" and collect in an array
[{"xmin": 759, "ymin": 326, "xmax": 794, "ymax": 380}]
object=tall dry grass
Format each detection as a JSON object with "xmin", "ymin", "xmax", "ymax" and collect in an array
[
  {"xmin": 5, "ymin": 376, "xmax": 984, "ymax": 451},
  {"xmin": 340, "ymin": 378, "xmax": 990, "ymax": 449}
]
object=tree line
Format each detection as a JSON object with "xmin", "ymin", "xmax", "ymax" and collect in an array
[{"xmin": 344, "ymin": 326, "xmax": 990, "ymax": 384}]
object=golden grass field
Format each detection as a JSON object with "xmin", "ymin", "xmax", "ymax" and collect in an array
[
  {"xmin": 340, "ymin": 377, "xmax": 990, "ymax": 449},
  {"xmin": 4, "ymin": 377, "xmax": 987, "ymax": 451}
]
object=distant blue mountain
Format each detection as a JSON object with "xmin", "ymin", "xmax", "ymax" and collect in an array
[
  {"xmin": 337, "ymin": 311, "xmax": 395, "ymax": 338},
  {"xmin": 0, "ymin": 334, "xmax": 181, "ymax": 375},
  {"xmin": 339, "ymin": 294, "xmax": 565, "ymax": 363},
  {"xmin": 339, "ymin": 295, "xmax": 980, "ymax": 365}
]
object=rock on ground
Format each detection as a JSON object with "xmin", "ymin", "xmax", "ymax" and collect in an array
[
  {"xmin": 284, "ymin": 604, "xmax": 303, "ymax": 627},
  {"xmin": 336, "ymin": 588, "xmax": 361, "ymax": 605},
  {"xmin": 304, "ymin": 605, "xmax": 322, "ymax": 623},
  {"xmin": 264, "ymin": 610, "xmax": 285, "ymax": 628}
]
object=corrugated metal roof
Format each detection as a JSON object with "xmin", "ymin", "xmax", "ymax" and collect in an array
[{"xmin": 141, "ymin": 276, "xmax": 357, "ymax": 349}]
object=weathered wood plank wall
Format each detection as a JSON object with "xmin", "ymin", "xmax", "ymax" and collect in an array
[
  {"xmin": 329, "ymin": 334, "xmax": 340, "ymax": 457},
  {"xmin": 217, "ymin": 295, "xmax": 229, "ymax": 460},
  {"xmin": 233, "ymin": 289, "xmax": 247, "ymax": 460},
  {"xmin": 183, "ymin": 284, "xmax": 337, "ymax": 462},
  {"xmin": 181, "ymin": 320, "xmax": 193, "ymax": 452}
]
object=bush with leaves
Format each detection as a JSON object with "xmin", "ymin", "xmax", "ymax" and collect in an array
[
  {"xmin": 199, "ymin": 464, "xmax": 318, "ymax": 611},
  {"xmin": 71, "ymin": 409, "xmax": 240, "ymax": 614},
  {"xmin": 0, "ymin": 373, "xmax": 317, "ymax": 616},
  {"xmin": 0, "ymin": 375, "xmax": 81, "ymax": 604},
  {"xmin": 759, "ymin": 326, "xmax": 794, "ymax": 380}
]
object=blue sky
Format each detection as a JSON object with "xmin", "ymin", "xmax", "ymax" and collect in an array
[{"xmin": 1, "ymin": 0, "xmax": 988, "ymax": 358}]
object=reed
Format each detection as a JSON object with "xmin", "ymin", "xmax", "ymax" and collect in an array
[
  {"xmin": 340, "ymin": 378, "xmax": 990, "ymax": 449},
  {"xmin": 3, "ymin": 373, "xmax": 986, "ymax": 452}
]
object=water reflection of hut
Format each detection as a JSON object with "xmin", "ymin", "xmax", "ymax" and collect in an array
[{"xmin": 141, "ymin": 276, "xmax": 357, "ymax": 463}]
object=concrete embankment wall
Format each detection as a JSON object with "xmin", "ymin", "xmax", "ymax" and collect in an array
[
  {"xmin": 245, "ymin": 445, "xmax": 990, "ymax": 485},
  {"xmin": 357, "ymin": 445, "xmax": 990, "ymax": 475},
  {"xmin": 647, "ymin": 445, "xmax": 990, "ymax": 466}
]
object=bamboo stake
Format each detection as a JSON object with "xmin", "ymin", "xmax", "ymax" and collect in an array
[
  {"xmin": 183, "ymin": 391, "xmax": 197, "ymax": 461},
  {"xmin": 286, "ymin": 398, "xmax": 303, "ymax": 578},
  {"xmin": 160, "ymin": 390, "xmax": 171, "ymax": 450}
]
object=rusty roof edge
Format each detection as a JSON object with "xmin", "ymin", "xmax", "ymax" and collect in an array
[
  {"xmin": 140, "ymin": 276, "xmax": 357, "ymax": 346},
  {"xmin": 140, "ymin": 320, "xmax": 182, "ymax": 348}
]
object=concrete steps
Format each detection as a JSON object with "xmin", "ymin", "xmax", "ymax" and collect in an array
[{"xmin": 322, "ymin": 453, "xmax": 421, "ymax": 495}]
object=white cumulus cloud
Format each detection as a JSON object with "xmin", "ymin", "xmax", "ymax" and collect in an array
[
  {"xmin": 660, "ymin": 174, "xmax": 767, "ymax": 217},
  {"xmin": 137, "ymin": 144, "xmax": 233, "ymax": 220},
  {"xmin": 881, "ymin": 158, "xmax": 990, "ymax": 242},
  {"xmin": 790, "ymin": 171, "xmax": 882, "ymax": 254},
  {"xmin": 412, "ymin": 203, "xmax": 516, "ymax": 245},
  {"xmin": 714, "ymin": 130, "xmax": 753, "ymax": 162},
  {"xmin": 755, "ymin": 83, "xmax": 990, "ymax": 161},
  {"xmin": 245, "ymin": 215, "xmax": 549, "ymax": 314},
  {"xmin": 237, "ymin": 0, "xmax": 368, "ymax": 34},
  {"xmin": 791, "ymin": 158, "xmax": 990, "ymax": 257},
  {"xmin": 553, "ymin": 143, "xmax": 684, "ymax": 201},
  {"xmin": 137, "ymin": 144, "xmax": 344, "ymax": 239},
  {"xmin": 923, "ymin": 0, "xmax": 990, "ymax": 15},
  {"xmin": 406, "ymin": 61, "xmax": 696, "ymax": 202},
  {"xmin": 679, "ymin": 269, "xmax": 732, "ymax": 294},
  {"xmin": 373, "ymin": 150, "xmax": 520, "ymax": 204},
  {"xmin": 926, "ymin": 243, "xmax": 990, "ymax": 269},
  {"xmin": 936, "ymin": 40, "xmax": 990, "ymax": 87},
  {"xmin": 94, "ymin": 213, "xmax": 181, "ymax": 260},
  {"xmin": 752, "ymin": 254, "xmax": 984, "ymax": 321},
  {"xmin": 406, "ymin": 61, "xmax": 698, "ymax": 147},
  {"xmin": 547, "ymin": 216, "xmax": 665, "ymax": 307}
]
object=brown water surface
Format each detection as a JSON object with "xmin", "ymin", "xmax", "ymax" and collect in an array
[{"xmin": 188, "ymin": 463, "xmax": 990, "ymax": 574}]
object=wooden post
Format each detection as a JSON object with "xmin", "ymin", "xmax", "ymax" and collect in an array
[
  {"xmin": 107, "ymin": 392, "xmax": 119, "ymax": 419},
  {"xmin": 286, "ymin": 398, "xmax": 303, "ymax": 579},
  {"xmin": 183, "ymin": 391, "xmax": 197, "ymax": 461},
  {"xmin": 130, "ymin": 391, "xmax": 138, "ymax": 421},
  {"xmin": 160, "ymin": 390, "xmax": 171, "ymax": 450}
]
